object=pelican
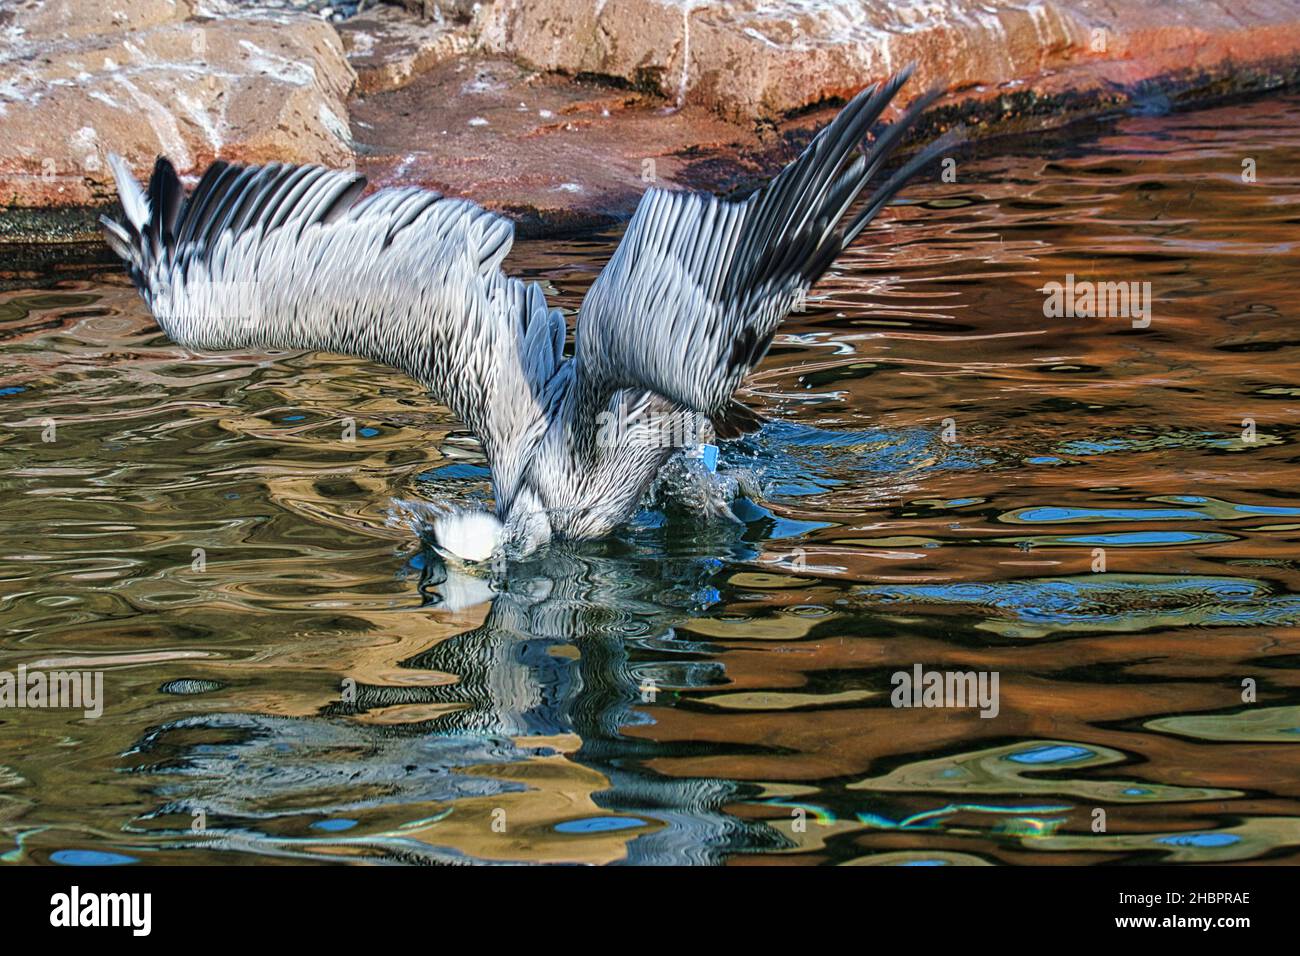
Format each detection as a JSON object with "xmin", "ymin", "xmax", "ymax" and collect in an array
[{"xmin": 102, "ymin": 66, "xmax": 954, "ymax": 564}]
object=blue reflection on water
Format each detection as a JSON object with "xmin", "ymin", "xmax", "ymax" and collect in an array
[
  {"xmin": 1006, "ymin": 745, "xmax": 1093, "ymax": 765},
  {"xmin": 555, "ymin": 817, "xmax": 648, "ymax": 834},
  {"xmin": 1157, "ymin": 833, "xmax": 1240, "ymax": 848},
  {"xmin": 51, "ymin": 849, "xmax": 138, "ymax": 866}
]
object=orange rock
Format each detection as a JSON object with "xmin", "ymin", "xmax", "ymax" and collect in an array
[
  {"xmin": 479, "ymin": 0, "xmax": 1300, "ymax": 120},
  {"xmin": 0, "ymin": 3, "xmax": 356, "ymax": 209},
  {"xmin": 336, "ymin": 2, "xmax": 474, "ymax": 95}
]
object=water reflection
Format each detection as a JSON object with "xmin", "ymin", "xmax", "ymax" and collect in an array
[
  {"xmin": 126, "ymin": 534, "xmax": 789, "ymax": 864},
  {"xmin": 5, "ymin": 93, "xmax": 1300, "ymax": 866}
]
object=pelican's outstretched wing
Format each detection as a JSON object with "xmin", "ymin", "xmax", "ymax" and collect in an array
[
  {"xmin": 102, "ymin": 157, "xmax": 565, "ymax": 513},
  {"xmin": 575, "ymin": 66, "xmax": 956, "ymax": 437}
]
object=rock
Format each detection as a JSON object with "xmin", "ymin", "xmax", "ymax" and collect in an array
[
  {"xmin": 5, "ymin": 0, "xmax": 1300, "ymax": 248},
  {"xmin": 397, "ymin": 0, "xmax": 478, "ymax": 22},
  {"xmin": 336, "ymin": 3, "xmax": 473, "ymax": 94},
  {"xmin": 0, "ymin": 2, "xmax": 357, "ymax": 209},
  {"xmin": 479, "ymin": 0, "xmax": 1300, "ymax": 121},
  {"xmin": 479, "ymin": 0, "xmax": 689, "ymax": 98},
  {"xmin": 350, "ymin": 57, "xmax": 765, "ymax": 235},
  {"xmin": 4, "ymin": 0, "xmax": 186, "ymax": 43}
]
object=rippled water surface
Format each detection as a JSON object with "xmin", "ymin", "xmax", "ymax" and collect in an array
[{"xmin": 3, "ymin": 95, "xmax": 1300, "ymax": 865}]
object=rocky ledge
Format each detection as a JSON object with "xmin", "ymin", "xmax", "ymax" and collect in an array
[{"xmin": 3, "ymin": 0, "xmax": 1300, "ymax": 249}]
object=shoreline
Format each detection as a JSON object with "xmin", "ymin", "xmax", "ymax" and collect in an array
[
  {"xmin": 6, "ymin": 71, "xmax": 1296, "ymax": 266},
  {"xmin": 3, "ymin": 0, "xmax": 1300, "ymax": 257}
]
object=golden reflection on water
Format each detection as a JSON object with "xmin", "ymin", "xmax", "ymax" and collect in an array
[{"xmin": 2, "ymin": 95, "xmax": 1300, "ymax": 865}]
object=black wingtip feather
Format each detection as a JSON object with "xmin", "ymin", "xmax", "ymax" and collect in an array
[
  {"xmin": 175, "ymin": 159, "xmax": 234, "ymax": 250},
  {"xmin": 146, "ymin": 156, "xmax": 184, "ymax": 252},
  {"xmin": 726, "ymin": 65, "xmax": 940, "ymax": 305},
  {"xmin": 318, "ymin": 175, "xmax": 367, "ymax": 226}
]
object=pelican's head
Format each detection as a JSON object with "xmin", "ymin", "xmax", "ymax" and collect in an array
[{"xmin": 431, "ymin": 508, "xmax": 505, "ymax": 565}]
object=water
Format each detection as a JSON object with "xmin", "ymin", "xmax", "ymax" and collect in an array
[{"xmin": 2, "ymin": 94, "xmax": 1299, "ymax": 866}]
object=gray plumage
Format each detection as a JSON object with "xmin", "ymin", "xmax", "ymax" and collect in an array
[{"xmin": 102, "ymin": 66, "xmax": 954, "ymax": 562}]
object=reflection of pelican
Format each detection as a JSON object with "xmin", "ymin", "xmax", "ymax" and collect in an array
[
  {"xmin": 351, "ymin": 540, "xmax": 732, "ymax": 738},
  {"xmin": 129, "ymin": 533, "xmax": 789, "ymax": 864},
  {"xmin": 103, "ymin": 68, "xmax": 952, "ymax": 561}
]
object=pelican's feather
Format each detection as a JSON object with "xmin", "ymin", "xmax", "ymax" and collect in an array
[
  {"xmin": 101, "ymin": 156, "xmax": 565, "ymax": 514},
  {"xmin": 101, "ymin": 66, "xmax": 950, "ymax": 559},
  {"xmin": 574, "ymin": 65, "xmax": 958, "ymax": 428}
]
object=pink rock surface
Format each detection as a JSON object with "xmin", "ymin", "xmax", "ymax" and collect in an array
[
  {"xmin": 350, "ymin": 57, "xmax": 765, "ymax": 234},
  {"xmin": 336, "ymin": 3, "xmax": 473, "ymax": 95},
  {"xmin": 481, "ymin": 0, "xmax": 1300, "ymax": 120},
  {"xmin": 0, "ymin": 2, "xmax": 356, "ymax": 209}
]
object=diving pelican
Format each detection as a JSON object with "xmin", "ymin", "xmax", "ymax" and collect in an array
[{"xmin": 102, "ymin": 67, "xmax": 953, "ymax": 564}]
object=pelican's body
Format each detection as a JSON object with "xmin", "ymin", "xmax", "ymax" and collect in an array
[{"xmin": 103, "ymin": 67, "xmax": 953, "ymax": 562}]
